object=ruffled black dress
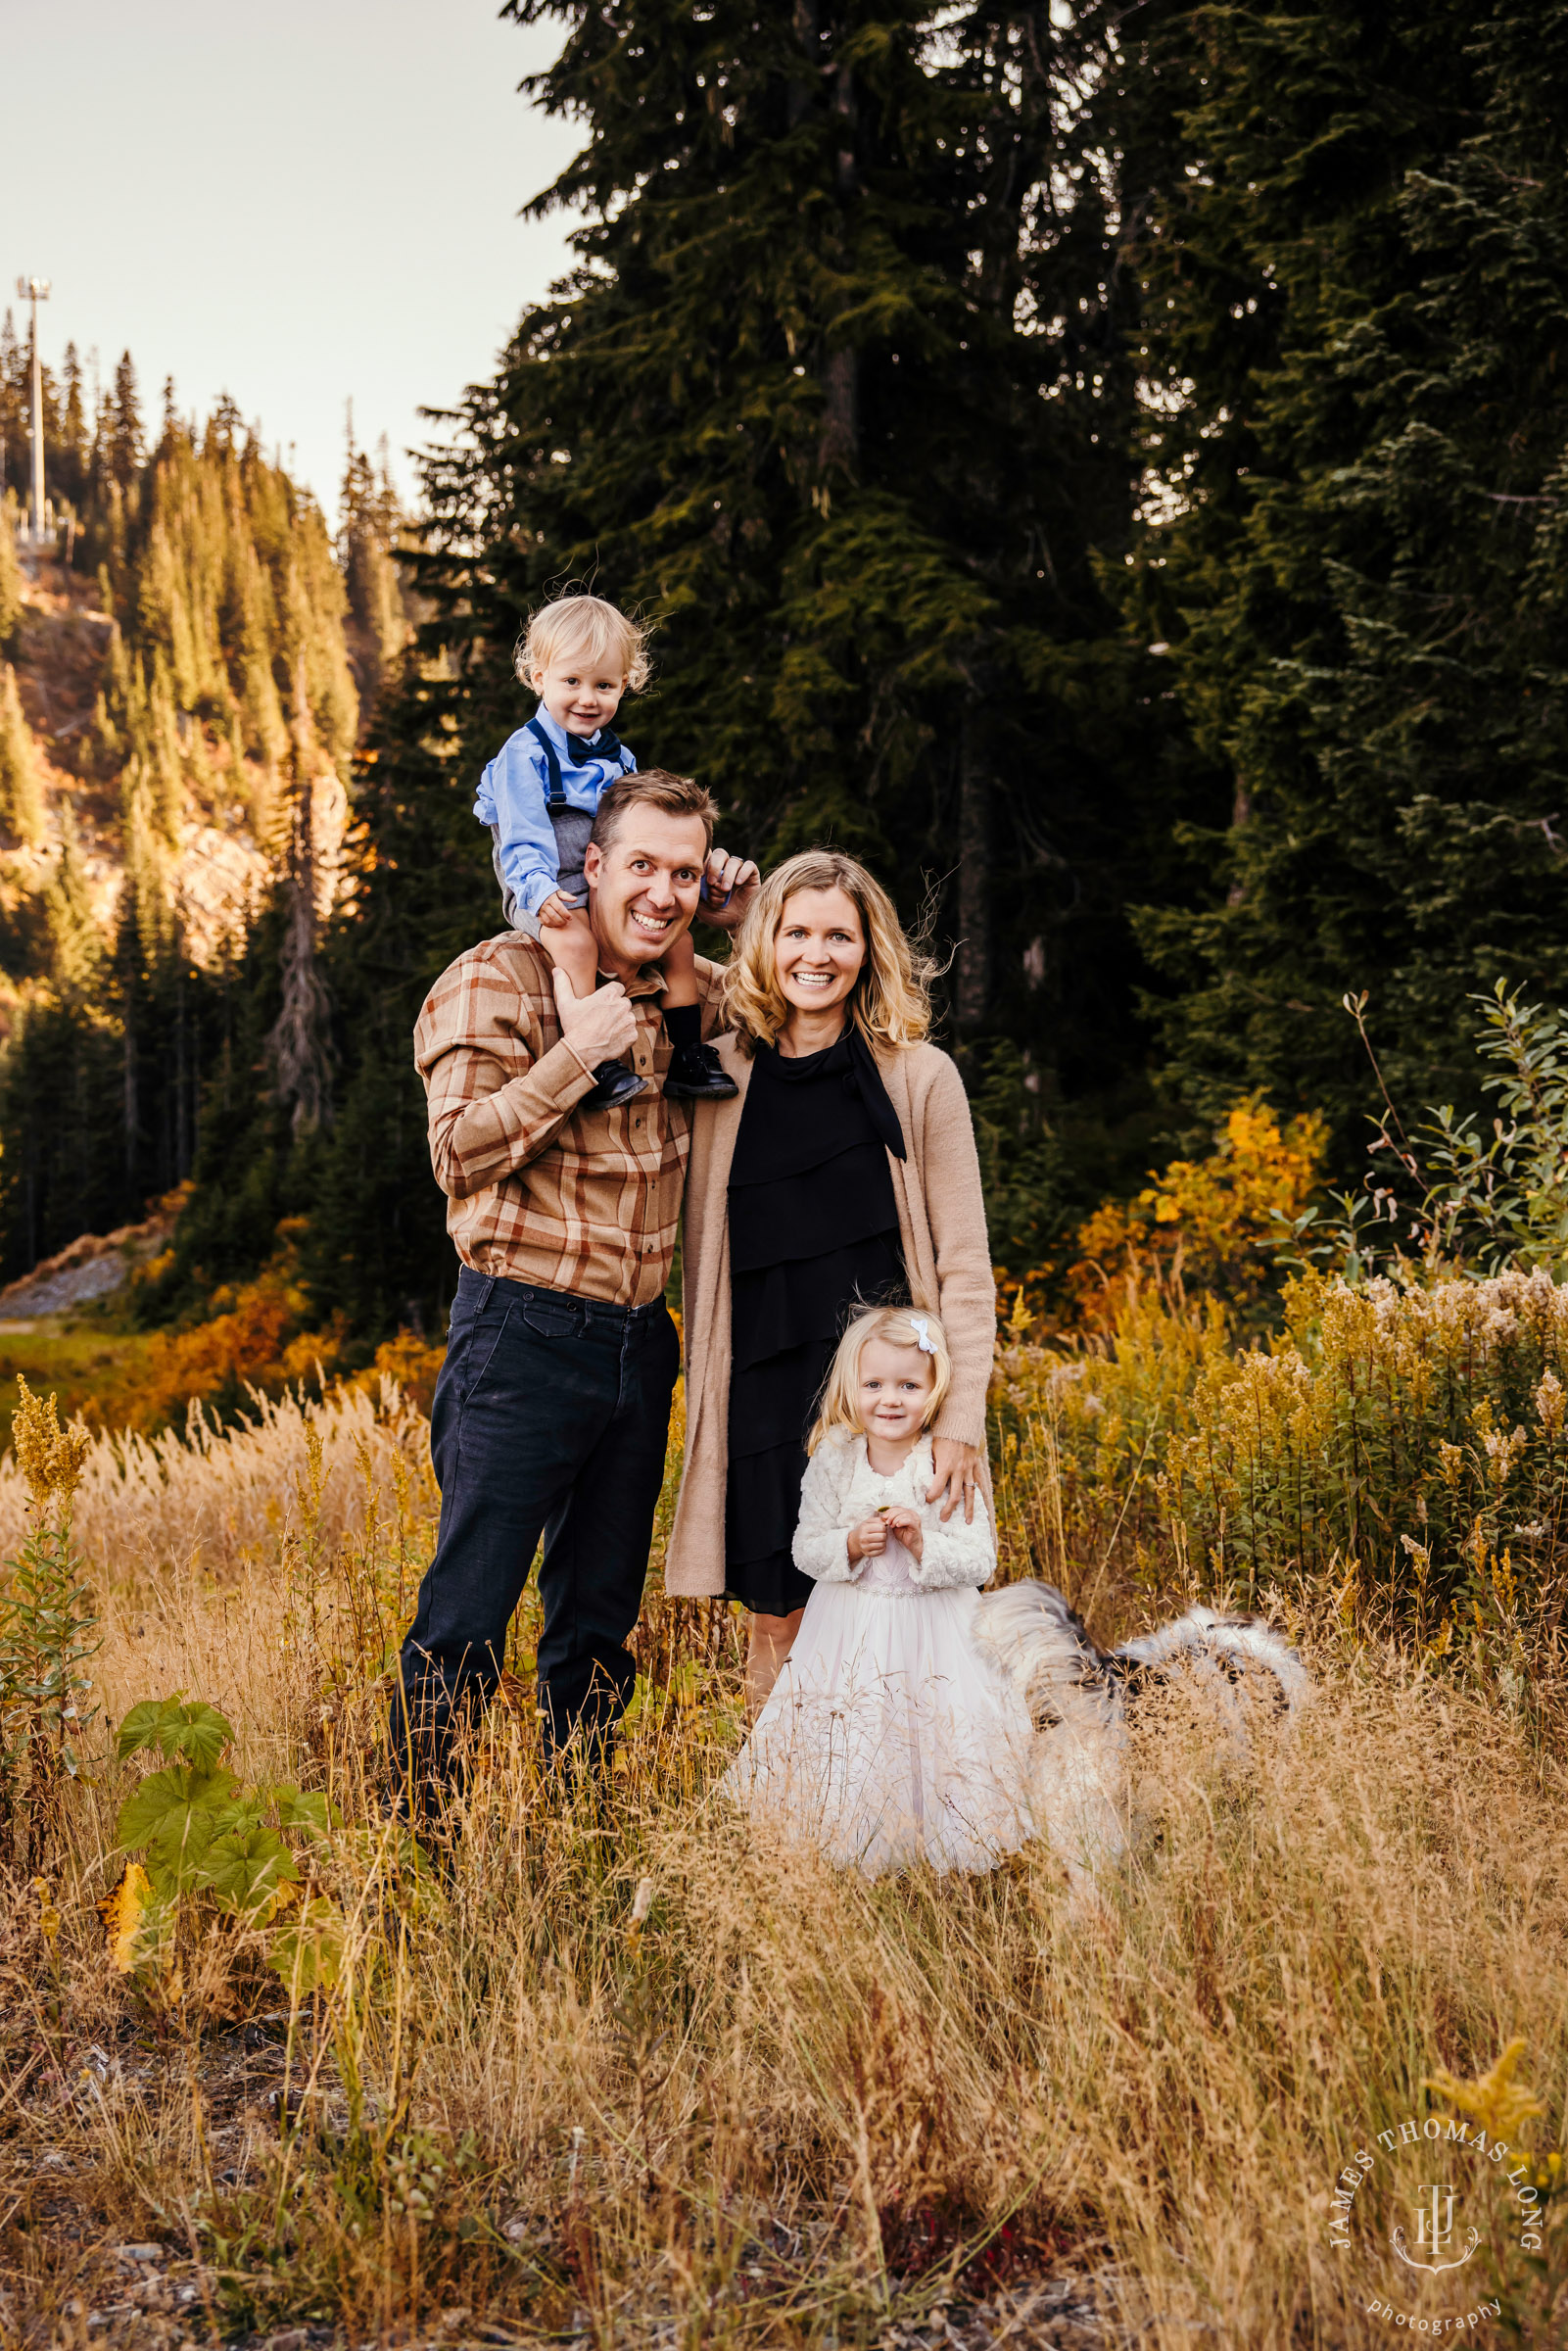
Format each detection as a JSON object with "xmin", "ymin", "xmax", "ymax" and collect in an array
[{"xmin": 725, "ymin": 1031, "xmax": 906, "ymax": 1615}]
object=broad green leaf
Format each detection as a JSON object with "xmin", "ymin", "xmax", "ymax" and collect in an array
[
  {"xmin": 198, "ymin": 1820, "xmax": 299, "ymax": 1918},
  {"xmin": 117, "ymin": 1699, "xmax": 187, "ymax": 1763},
  {"xmin": 273, "ymin": 1786, "xmax": 335, "ymax": 1842},
  {"xmin": 118, "ymin": 1766, "xmax": 236, "ymax": 1892},
  {"xmin": 116, "ymin": 1698, "xmax": 233, "ymax": 1773},
  {"xmin": 267, "ymin": 1895, "xmax": 346, "ymax": 1995},
  {"xmin": 159, "ymin": 1702, "xmax": 233, "ymax": 1773}
]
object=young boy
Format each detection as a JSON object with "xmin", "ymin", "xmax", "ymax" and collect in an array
[{"xmin": 476, "ymin": 594, "xmax": 737, "ymax": 1105}]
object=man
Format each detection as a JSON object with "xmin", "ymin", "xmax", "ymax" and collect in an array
[{"xmin": 395, "ymin": 768, "xmax": 758, "ymax": 1790}]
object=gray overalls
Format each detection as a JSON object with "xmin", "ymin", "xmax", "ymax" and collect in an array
[{"xmin": 492, "ymin": 717, "xmax": 599, "ymax": 936}]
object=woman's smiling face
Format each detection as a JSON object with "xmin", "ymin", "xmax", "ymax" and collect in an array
[{"xmin": 774, "ymin": 887, "xmax": 866, "ymax": 1021}]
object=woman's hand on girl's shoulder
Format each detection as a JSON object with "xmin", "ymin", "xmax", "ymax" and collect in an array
[{"xmin": 927, "ymin": 1438, "xmax": 981, "ymax": 1523}]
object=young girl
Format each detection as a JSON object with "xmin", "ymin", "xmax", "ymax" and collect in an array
[{"xmin": 721, "ymin": 1305, "xmax": 1037, "ymax": 1877}]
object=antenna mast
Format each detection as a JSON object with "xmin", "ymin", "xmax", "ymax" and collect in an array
[{"xmin": 16, "ymin": 276, "xmax": 51, "ymax": 546}]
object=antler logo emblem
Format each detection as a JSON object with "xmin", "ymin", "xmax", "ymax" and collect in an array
[{"xmin": 1391, "ymin": 2185, "xmax": 1479, "ymax": 2274}]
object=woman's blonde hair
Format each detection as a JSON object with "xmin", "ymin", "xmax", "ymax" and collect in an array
[
  {"xmin": 516, "ymin": 594, "xmax": 651, "ymax": 692},
  {"xmin": 808, "ymin": 1304, "xmax": 953, "ymax": 1454},
  {"xmin": 721, "ymin": 849, "xmax": 936, "ymax": 1054}
]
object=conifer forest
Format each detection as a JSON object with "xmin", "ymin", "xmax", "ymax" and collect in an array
[
  {"xmin": 4, "ymin": 4, "xmax": 1568, "ymax": 2345},
  {"xmin": 2, "ymin": 0, "xmax": 1566, "ymax": 1365}
]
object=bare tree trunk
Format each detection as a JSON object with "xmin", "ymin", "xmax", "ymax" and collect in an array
[
  {"xmin": 1226, "ymin": 779, "xmax": 1252, "ymax": 905},
  {"xmin": 267, "ymin": 666, "xmax": 334, "ymax": 1136},
  {"xmin": 817, "ymin": 51, "xmax": 859, "ymax": 483},
  {"xmin": 956, "ymin": 701, "xmax": 991, "ymax": 1035},
  {"xmin": 788, "ymin": 0, "xmax": 818, "ymax": 128},
  {"xmin": 122, "ymin": 1020, "xmax": 137, "ymax": 1195}
]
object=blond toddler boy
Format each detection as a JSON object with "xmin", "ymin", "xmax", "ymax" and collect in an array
[{"xmin": 475, "ymin": 594, "xmax": 737, "ymax": 1104}]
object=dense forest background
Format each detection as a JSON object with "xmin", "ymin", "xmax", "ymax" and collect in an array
[{"xmin": 3, "ymin": 0, "xmax": 1566, "ymax": 1371}]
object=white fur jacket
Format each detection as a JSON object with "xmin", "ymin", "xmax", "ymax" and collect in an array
[{"xmin": 791, "ymin": 1432, "xmax": 997, "ymax": 1593}]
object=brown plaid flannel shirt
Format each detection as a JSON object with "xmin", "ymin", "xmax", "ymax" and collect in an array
[{"xmin": 414, "ymin": 936, "xmax": 725, "ymax": 1308}]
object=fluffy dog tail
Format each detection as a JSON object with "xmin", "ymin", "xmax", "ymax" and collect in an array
[{"xmin": 1111, "ymin": 1605, "xmax": 1310, "ymax": 1717}]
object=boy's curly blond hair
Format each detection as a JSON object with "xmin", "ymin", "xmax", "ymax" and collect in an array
[{"xmin": 515, "ymin": 595, "xmax": 651, "ymax": 693}]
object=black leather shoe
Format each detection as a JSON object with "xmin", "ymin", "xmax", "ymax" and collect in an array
[
  {"xmin": 662, "ymin": 1039, "xmax": 739, "ymax": 1100},
  {"xmin": 582, "ymin": 1059, "xmax": 648, "ymax": 1109}
]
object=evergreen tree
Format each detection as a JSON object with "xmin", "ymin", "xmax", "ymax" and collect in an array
[
  {"xmin": 406, "ymin": 0, "xmax": 1161, "ymax": 1079},
  {"xmin": 0, "ymin": 389, "xmax": 359, "ymax": 1277},
  {"xmin": 0, "ymin": 663, "xmax": 45, "ymax": 847},
  {"xmin": 106, "ymin": 352, "xmax": 144, "ymax": 490},
  {"xmin": 339, "ymin": 437, "xmax": 410, "ymax": 725},
  {"xmin": 280, "ymin": 0, "xmax": 1241, "ymax": 1344},
  {"xmin": 0, "ymin": 314, "xmax": 23, "ymax": 503},
  {"xmin": 57, "ymin": 343, "xmax": 88, "ymax": 514},
  {"xmin": 0, "ymin": 498, "xmax": 21, "ymax": 647},
  {"xmin": 1129, "ymin": 0, "xmax": 1568, "ymax": 1154}
]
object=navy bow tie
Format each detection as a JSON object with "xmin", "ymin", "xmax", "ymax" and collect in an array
[{"xmin": 567, "ymin": 727, "xmax": 624, "ymax": 765}]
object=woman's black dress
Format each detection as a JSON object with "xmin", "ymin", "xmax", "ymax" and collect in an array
[{"xmin": 725, "ymin": 1031, "xmax": 906, "ymax": 1615}]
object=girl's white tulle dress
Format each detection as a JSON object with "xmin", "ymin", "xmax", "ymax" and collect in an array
[{"xmin": 720, "ymin": 1435, "xmax": 1038, "ymax": 1878}]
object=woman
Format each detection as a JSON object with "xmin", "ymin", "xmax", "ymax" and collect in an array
[{"xmin": 665, "ymin": 850, "xmax": 996, "ymax": 1712}]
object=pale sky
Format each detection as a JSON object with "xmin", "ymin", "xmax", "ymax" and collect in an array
[{"xmin": 1, "ymin": 0, "xmax": 579, "ymax": 521}]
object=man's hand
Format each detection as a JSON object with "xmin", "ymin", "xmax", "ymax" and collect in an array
[
  {"xmin": 881, "ymin": 1507, "xmax": 925, "ymax": 1564},
  {"xmin": 846, "ymin": 1513, "xmax": 889, "ymax": 1563},
  {"xmin": 551, "ymin": 968, "xmax": 638, "ymax": 1067},
  {"xmin": 927, "ymin": 1439, "xmax": 981, "ymax": 1524},
  {"xmin": 698, "ymin": 848, "xmax": 760, "ymax": 933},
  {"xmin": 536, "ymin": 889, "xmax": 577, "ymax": 930}
]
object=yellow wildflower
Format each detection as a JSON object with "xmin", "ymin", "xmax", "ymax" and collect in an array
[
  {"xmin": 32, "ymin": 1877, "xmax": 60, "ymax": 1955},
  {"xmin": 12, "ymin": 1376, "xmax": 91, "ymax": 1515},
  {"xmin": 1424, "ymin": 2037, "xmax": 1545, "ymax": 2149}
]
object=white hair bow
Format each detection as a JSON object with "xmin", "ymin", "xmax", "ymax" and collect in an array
[{"xmin": 910, "ymin": 1316, "xmax": 936, "ymax": 1356}]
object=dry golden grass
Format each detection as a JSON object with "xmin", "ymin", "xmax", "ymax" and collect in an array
[
  {"xmin": 1, "ymin": 1347, "xmax": 1565, "ymax": 2350},
  {"xmin": 0, "ymin": 1378, "xmax": 433, "ymax": 1590}
]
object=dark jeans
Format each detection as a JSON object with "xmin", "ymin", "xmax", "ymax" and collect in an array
[{"xmin": 394, "ymin": 1267, "xmax": 680, "ymax": 1786}]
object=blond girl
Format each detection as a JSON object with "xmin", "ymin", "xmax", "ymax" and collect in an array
[{"xmin": 720, "ymin": 1304, "xmax": 1035, "ymax": 1876}]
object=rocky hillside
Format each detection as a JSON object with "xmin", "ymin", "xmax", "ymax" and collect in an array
[
  {"xmin": 1, "ymin": 545, "xmax": 277, "ymax": 1003},
  {"xmin": 0, "ymin": 387, "xmax": 410, "ymax": 1281}
]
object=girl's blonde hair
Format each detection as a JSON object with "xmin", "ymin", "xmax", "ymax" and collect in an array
[
  {"xmin": 808, "ymin": 1304, "xmax": 953, "ymax": 1454},
  {"xmin": 722, "ymin": 849, "xmax": 937, "ymax": 1055},
  {"xmin": 516, "ymin": 594, "xmax": 651, "ymax": 693}
]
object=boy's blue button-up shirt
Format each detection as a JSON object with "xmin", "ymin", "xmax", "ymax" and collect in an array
[{"xmin": 474, "ymin": 707, "xmax": 638, "ymax": 918}]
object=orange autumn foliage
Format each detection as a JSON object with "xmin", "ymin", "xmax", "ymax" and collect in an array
[{"xmin": 1065, "ymin": 1096, "xmax": 1327, "ymax": 1325}]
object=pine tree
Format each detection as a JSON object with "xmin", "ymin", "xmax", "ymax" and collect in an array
[
  {"xmin": 58, "ymin": 345, "xmax": 87, "ymax": 497},
  {"xmin": 106, "ymin": 353, "xmax": 144, "ymax": 490},
  {"xmin": 288, "ymin": 0, "xmax": 1222, "ymax": 1341},
  {"xmin": 0, "ymin": 499, "xmax": 21, "ymax": 648},
  {"xmin": 340, "ymin": 438, "xmax": 410, "ymax": 725},
  {"xmin": 266, "ymin": 667, "xmax": 335, "ymax": 1135},
  {"xmin": 0, "ymin": 663, "xmax": 45, "ymax": 848},
  {"xmin": 0, "ymin": 314, "xmax": 23, "ymax": 502},
  {"xmin": 409, "ymin": 0, "xmax": 1151, "ymax": 1062},
  {"xmin": 1128, "ymin": 0, "xmax": 1568, "ymax": 1152}
]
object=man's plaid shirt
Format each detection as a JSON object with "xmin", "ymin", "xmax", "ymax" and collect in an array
[{"xmin": 414, "ymin": 936, "xmax": 725, "ymax": 1308}]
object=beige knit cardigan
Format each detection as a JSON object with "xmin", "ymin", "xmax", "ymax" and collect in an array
[{"xmin": 664, "ymin": 1029, "xmax": 996, "ymax": 1599}]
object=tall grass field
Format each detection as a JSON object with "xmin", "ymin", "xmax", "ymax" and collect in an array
[{"xmin": 0, "ymin": 1258, "xmax": 1565, "ymax": 2347}]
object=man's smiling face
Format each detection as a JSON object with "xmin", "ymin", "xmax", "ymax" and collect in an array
[{"xmin": 584, "ymin": 809, "xmax": 708, "ymax": 977}]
